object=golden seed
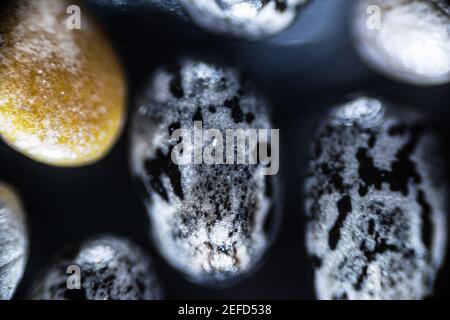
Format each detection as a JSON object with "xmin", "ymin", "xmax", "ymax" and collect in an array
[{"xmin": 0, "ymin": 0, "xmax": 126, "ymax": 166}]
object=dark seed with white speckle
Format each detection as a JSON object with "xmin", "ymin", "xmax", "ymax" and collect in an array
[
  {"xmin": 130, "ymin": 58, "xmax": 278, "ymax": 286},
  {"xmin": 31, "ymin": 236, "xmax": 162, "ymax": 300},
  {"xmin": 305, "ymin": 97, "xmax": 447, "ymax": 300}
]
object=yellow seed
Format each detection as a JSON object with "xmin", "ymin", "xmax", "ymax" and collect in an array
[{"xmin": 0, "ymin": 0, "xmax": 126, "ymax": 166}]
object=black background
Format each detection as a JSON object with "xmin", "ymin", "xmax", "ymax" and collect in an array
[{"xmin": 1, "ymin": 0, "xmax": 449, "ymax": 299}]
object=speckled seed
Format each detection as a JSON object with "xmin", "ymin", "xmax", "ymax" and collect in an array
[
  {"xmin": 130, "ymin": 58, "xmax": 277, "ymax": 285},
  {"xmin": 178, "ymin": 0, "xmax": 308, "ymax": 39},
  {"xmin": 352, "ymin": 0, "xmax": 450, "ymax": 85},
  {"xmin": 32, "ymin": 236, "xmax": 162, "ymax": 300},
  {"xmin": 0, "ymin": 183, "xmax": 28, "ymax": 300},
  {"xmin": 0, "ymin": 0, "xmax": 126, "ymax": 166},
  {"xmin": 305, "ymin": 97, "xmax": 448, "ymax": 300}
]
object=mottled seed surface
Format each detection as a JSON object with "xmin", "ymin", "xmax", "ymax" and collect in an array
[
  {"xmin": 130, "ymin": 58, "xmax": 277, "ymax": 285},
  {"xmin": 32, "ymin": 236, "xmax": 162, "ymax": 300},
  {"xmin": 305, "ymin": 97, "xmax": 448, "ymax": 300}
]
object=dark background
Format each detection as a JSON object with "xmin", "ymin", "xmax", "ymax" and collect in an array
[{"xmin": 1, "ymin": 0, "xmax": 449, "ymax": 299}]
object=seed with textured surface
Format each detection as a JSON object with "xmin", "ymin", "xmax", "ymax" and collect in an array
[
  {"xmin": 352, "ymin": 0, "xmax": 450, "ymax": 85},
  {"xmin": 305, "ymin": 97, "xmax": 448, "ymax": 300},
  {"xmin": 130, "ymin": 58, "xmax": 278, "ymax": 285},
  {"xmin": 0, "ymin": 0, "xmax": 126, "ymax": 166},
  {"xmin": 178, "ymin": 0, "xmax": 308, "ymax": 39},
  {"xmin": 0, "ymin": 183, "xmax": 28, "ymax": 300},
  {"xmin": 32, "ymin": 236, "xmax": 162, "ymax": 300}
]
